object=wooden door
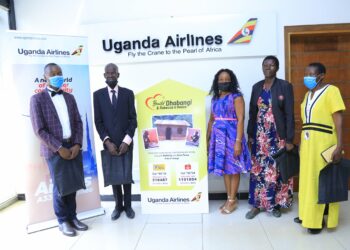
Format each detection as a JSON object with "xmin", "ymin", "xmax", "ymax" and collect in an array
[{"xmin": 285, "ymin": 24, "xmax": 350, "ymax": 191}]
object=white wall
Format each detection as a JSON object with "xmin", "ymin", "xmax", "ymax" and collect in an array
[
  {"xmin": 13, "ymin": 0, "xmax": 350, "ymax": 78},
  {"xmin": 0, "ymin": 6, "xmax": 6, "ymax": 85},
  {"xmin": 10, "ymin": 0, "xmax": 350, "ymax": 195},
  {"xmin": 0, "ymin": 6, "xmax": 17, "ymax": 203}
]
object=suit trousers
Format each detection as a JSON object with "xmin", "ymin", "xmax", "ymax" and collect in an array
[
  {"xmin": 46, "ymin": 141, "xmax": 77, "ymax": 224},
  {"xmin": 112, "ymin": 184, "xmax": 132, "ymax": 210}
]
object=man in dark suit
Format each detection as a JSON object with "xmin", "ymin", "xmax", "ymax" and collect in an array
[
  {"xmin": 93, "ymin": 63, "xmax": 137, "ymax": 220},
  {"xmin": 30, "ymin": 63, "xmax": 88, "ymax": 236}
]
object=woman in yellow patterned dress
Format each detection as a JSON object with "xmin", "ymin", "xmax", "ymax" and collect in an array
[{"xmin": 296, "ymin": 62, "xmax": 345, "ymax": 234}]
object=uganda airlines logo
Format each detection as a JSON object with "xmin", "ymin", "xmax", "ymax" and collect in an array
[
  {"xmin": 71, "ymin": 45, "xmax": 84, "ymax": 56},
  {"xmin": 191, "ymin": 192, "xmax": 202, "ymax": 202},
  {"xmin": 227, "ymin": 18, "xmax": 258, "ymax": 44}
]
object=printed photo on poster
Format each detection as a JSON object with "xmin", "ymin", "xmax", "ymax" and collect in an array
[
  {"xmin": 185, "ymin": 128, "xmax": 201, "ymax": 147},
  {"xmin": 142, "ymin": 128, "xmax": 159, "ymax": 149},
  {"xmin": 152, "ymin": 114, "xmax": 192, "ymax": 141}
]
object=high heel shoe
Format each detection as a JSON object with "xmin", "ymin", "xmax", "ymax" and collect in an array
[
  {"xmin": 221, "ymin": 197, "xmax": 237, "ymax": 214},
  {"xmin": 219, "ymin": 196, "xmax": 230, "ymax": 211}
]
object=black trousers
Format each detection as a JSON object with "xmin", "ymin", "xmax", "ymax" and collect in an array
[
  {"xmin": 46, "ymin": 141, "xmax": 77, "ymax": 224},
  {"xmin": 112, "ymin": 184, "xmax": 131, "ymax": 210}
]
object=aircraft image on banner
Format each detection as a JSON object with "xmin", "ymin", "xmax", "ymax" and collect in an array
[{"xmin": 227, "ymin": 18, "xmax": 258, "ymax": 44}]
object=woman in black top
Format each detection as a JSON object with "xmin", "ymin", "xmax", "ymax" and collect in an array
[{"xmin": 246, "ymin": 56, "xmax": 295, "ymax": 219}]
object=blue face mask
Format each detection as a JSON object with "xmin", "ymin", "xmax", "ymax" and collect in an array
[
  {"xmin": 49, "ymin": 75, "xmax": 64, "ymax": 88},
  {"xmin": 303, "ymin": 76, "xmax": 318, "ymax": 90}
]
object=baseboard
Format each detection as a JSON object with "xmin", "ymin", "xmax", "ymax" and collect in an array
[
  {"xmin": 209, "ymin": 192, "xmax": 249, "ymax": 200},
  {"xmin": 100, "ymin": 194, "xmax": 141, "ymax": 201},
  {"xmin": 18, "ymin": 192, "xmax": 249, "ymax": 202}
]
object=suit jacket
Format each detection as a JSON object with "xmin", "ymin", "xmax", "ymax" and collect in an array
[
  {"xmin": 30, "ymin": 89, "xmax": 83, "ymax": 159},
  {"xmin": 93, "ymin": 86, "xmax": 137, "ymax": 147},
  {"xmin": 247, "ymin": 78, "xmax": 295, "ymax": 143}
]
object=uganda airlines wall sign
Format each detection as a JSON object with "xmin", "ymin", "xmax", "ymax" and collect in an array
[{"xmin": 85, "ymin": 13, "xmax": 276, "ymax": 64}]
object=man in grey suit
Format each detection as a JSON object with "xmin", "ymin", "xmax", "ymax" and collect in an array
[
  {"xmin": 93, "ymin": 63, "xmax": 137, "ymax": 220},
  {"xmin": 30, "ymin": 63, "xmax": 88, "ymax": 236}
]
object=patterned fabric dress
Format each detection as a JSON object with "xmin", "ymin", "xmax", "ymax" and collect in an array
[
  {"xmin": 248, "ymin": 89, "xmax": 293, "ymax": 211},
  {"xmin": 208, "ymin": 93, "xmax": 251, "ymax": 176}
]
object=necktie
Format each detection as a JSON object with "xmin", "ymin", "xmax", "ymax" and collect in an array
[
  {"xmin": 111, "ymin": 90, "xmax": 117, "ymax": 109},
  {"xmin": 50, "ymin": 89, "xmax": 63, "ymax": 97}
]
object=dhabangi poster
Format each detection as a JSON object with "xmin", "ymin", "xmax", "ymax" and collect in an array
[{"xmin": 136, "ymin": 79, "xmax": 208, "ymax": 214}]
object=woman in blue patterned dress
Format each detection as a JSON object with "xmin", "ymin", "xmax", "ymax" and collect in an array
[
  {"xmin": 207, "ymin": 69, "xmax": 251, "ymax": 214},
  {"xmin": 246, "ymin": 56, "xmax": 294, "ymax": 219}
]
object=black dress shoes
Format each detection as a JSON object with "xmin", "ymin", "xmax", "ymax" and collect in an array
[
  {"xmin": 70, "ymin": 219, "xmax": 88, "ymax": 231},
  {"xmin": 307, "ymin": 219, "xmax": 325, "ymax": 234},
  {"xmin": 125, "ymin": 207, "xmax": 135, "ymax": 219},
  {"xmin": 294, "ymin": 217, "xmax": 302, "ymax": 224},
  {"xmin": 111, "ymin": 208, "xmax": 123, "ymax": 221},
  {"xmin": 59, "ymin": 221, "xmax": 76, "ymax": 237},
  {"xmin": 272, "ymin": 208, "xmax": 281, "ymax": 218},
  {"xmin": 307, "ymin": 228, "xmax": 322, "ymax": 234}
]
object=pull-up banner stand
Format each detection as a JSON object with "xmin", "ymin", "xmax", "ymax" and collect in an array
[{"xmin": 6, "ymin": 32, "xmax": 104, "ymax": 233}]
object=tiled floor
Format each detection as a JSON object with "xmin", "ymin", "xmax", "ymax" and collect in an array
[{"xmin": 1, "ymin": 196, "xmax": 350, "ymax": 250}]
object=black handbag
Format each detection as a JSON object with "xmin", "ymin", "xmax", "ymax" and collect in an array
[
  {"xmin": 51, "ymin": 151, "xmax": 86, "ymax": 196},
  {"xmin": 318, "ymin": 158, "xmax": 350, "ymax": 204},
  {"xmin": 101, "ymin": 150, "xmax": 133, "ymax": 187},
  {"xmin": 272, "ymin": 145, "xmax": 300, "ymax": 183}
]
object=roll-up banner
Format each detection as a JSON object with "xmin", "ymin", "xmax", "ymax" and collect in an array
[{"xmin": 6, "ymin": 32, "xmax": 104, "ymax": 233}]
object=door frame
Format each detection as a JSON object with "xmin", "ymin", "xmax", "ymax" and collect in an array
[
  {"xmin": 284, "ymin": 23, "xmax": 350, "ymax": 82},
  {"xmin": 284, "ymin": 23, "xmax": 350, "ymax": 190}
]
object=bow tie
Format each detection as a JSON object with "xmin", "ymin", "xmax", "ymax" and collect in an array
[{"xmin": 49, "ymin": 89, "xmax": 63, "ymax": 97}]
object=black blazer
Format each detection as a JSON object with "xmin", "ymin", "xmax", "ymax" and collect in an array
[
  {"xmin": 247, "ymin": 78, "xmax": 295, "ymax": 143},
  {"xmin": 93, "ymin": 86, "xmax": 137, "ymax": 146}
]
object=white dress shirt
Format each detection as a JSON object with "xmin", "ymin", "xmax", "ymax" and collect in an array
[
  {"xmin": 108, "ymin": 85, "xmax": 118, "ymax": 103},
  {"xmin": 104, "ymin": 85, "xmax": 132, "ymax": 145},
  {"xmin": 48, "ymin": 87, "xmax": 71, "ymax": 139}
]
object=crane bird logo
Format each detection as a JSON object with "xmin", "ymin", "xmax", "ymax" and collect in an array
[
  {"xmin": 191, "ymin": 192, "xmax": 202, "ymax": 202},
  {"xmin": 71, "ymin": 45, "xmax": 84, "ymax": 56},
  {"xmin": 227, "ymin": 18, "xmax": 258, "ymax": 44}
]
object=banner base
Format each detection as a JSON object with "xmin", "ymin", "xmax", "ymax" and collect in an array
[{"xmin": 26, "ymin": 207, "xmax": 105, "ymax": 234}]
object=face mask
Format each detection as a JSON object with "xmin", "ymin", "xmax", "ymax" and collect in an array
[
  {"xmin": 49, "ymin": 75, "xmax": 64, "ymax": 89},
  {"xmin": 303, "ymin": 76, "xmax": 318, "ymax": 90},
  {"xmin": 218, "ymin": 82, "xmax": 231, "ymax": 92},
  {"xmin": 106, "ymin": 80, "xmax": 118, "ymax": 89}
]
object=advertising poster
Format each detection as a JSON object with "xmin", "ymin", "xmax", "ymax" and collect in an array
[
  {"xmin": 6, "ymin": 32, "xmax": 104, "ymax": 232},
  {"xmin": 137, "ymin": 79, "xmax": 208, "ymax": 214}
]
